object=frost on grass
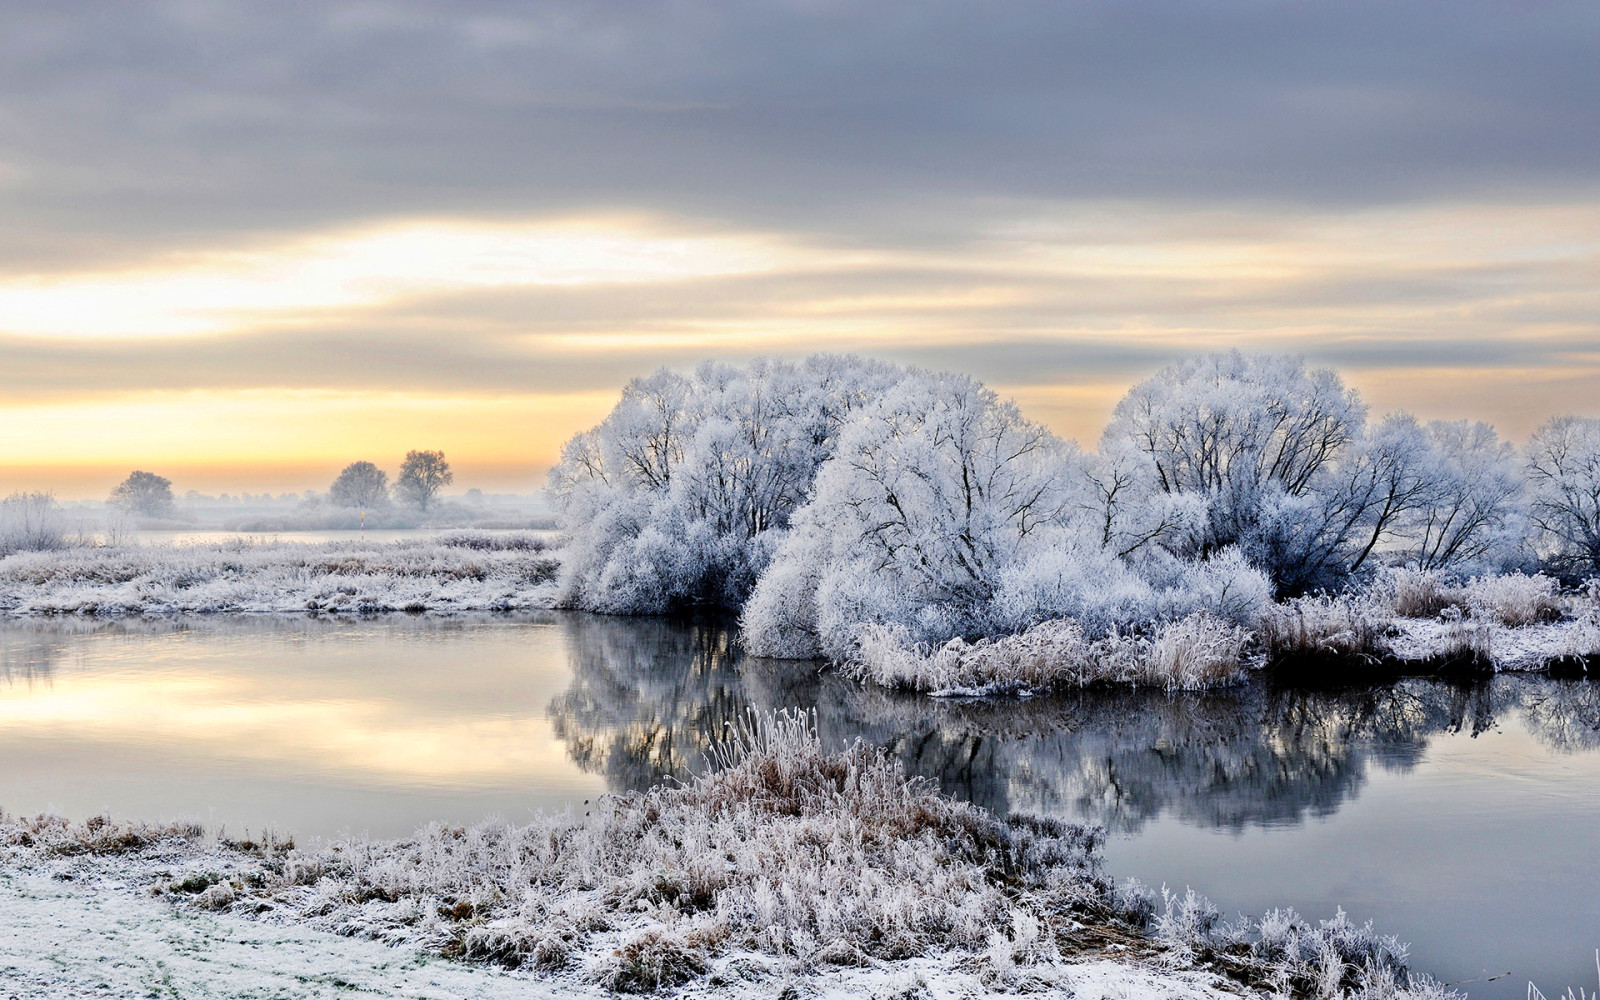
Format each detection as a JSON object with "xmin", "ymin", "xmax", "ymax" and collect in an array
[
  {"xmin": 0, "ymin": 532, "xmax": 558, "ymax": 616},
  {"xmin": 0, "ymin": 711, "xmax": 1452, "ymax": 999},
  {"xmin": 845, "ymin": 613, "xmax": 1251, "ymax": 696},
  {"xmin": 1257, "ymin": 570, "xmax": 1600, "ymax": 677}
]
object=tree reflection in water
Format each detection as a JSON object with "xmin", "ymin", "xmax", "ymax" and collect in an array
[{"xmin": 545, "ymin": 614, "xmax": 1600, "ymax": 834}]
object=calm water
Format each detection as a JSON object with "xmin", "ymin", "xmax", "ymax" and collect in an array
[{"xmin": 1, "ymin": 614, "xmax": 1597, "ymax": 998}]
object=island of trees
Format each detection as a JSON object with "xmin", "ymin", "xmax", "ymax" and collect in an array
[{"xmin": 548, "ymin": 352, "xmax": 1600, "ymax": 686}]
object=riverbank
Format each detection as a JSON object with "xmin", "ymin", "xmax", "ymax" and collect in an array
[
  {"xmin": 0, "ymin": 533, "xmax": 559, "ymax": 616},
  {"xmin": 0, "ymin": 713, "xmax": 1451, "ymax": 1000},
  {"xmin": 1, "ymin": 539, "xmax": 1595, "ymax": 694}
]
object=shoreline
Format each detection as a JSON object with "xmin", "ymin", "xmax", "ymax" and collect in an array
[{"xmin": 0, "ymin": 716, "xmax": 1452, "ymax": 1000}]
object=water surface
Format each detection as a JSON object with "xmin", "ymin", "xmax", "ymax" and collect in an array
[{"xmin": 1, "ymin": 614, "xmax": 1596, "ymax": 999}]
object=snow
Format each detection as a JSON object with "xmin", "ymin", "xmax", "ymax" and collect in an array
[
  {"xmin": 0, "ymin": 533, "xmax": 558, "ymax": 616},
  {"xmin": 0, "ymin": 867, "xmax": 1258, "ymax": 1000},
  {"xmin": 0, "ymin": 713, "xmax": 1456, "ymax": 1000}
]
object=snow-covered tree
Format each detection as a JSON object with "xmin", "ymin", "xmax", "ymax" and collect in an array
[
  {"xmin": 0, "ymin": 491, "xmax": 65, "ymax": 554},
  {"xmin": 548, "ymin": 355, "xmax": 905, "ymax": 614},
  {"xmin": 1102, "ymin": 352, "xmax": 1380, "ymax": 593},
  {"xmin": 1400, "ymin": 420, "xmax": 1526, "ymax": 572},
  {"xmin": 328, "ymin": 461, "xmax": 390, "ymax": 509},
  {"xmin": 109, "ymin": 470, "xmax": 175, "ymax": 518},
  {"xmin": 744, "ymin": 371, "xmax": 1086, "ymax": 655},
  {"xmin": 395, "ymin": 450, "xmax": 452, "ymax": 511},
  {"xmin": 742, "ymin": 369, "xmax": 1273, "ymax": 658},
  {"xmin": 1526, "ymin": 416, "xmax": 1600, "ymax": 575}
]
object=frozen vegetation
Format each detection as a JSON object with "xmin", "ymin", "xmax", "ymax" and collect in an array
[
  {"xmin": 7, "ymin": 351, "xmax": 1600, "ymax": 691},
  {"xmin": 544, "ymin": 351, "xmax": 1600, "ymax": 692},
  {"xmin": 1259, "ymin": 569, "xmax": 1600, "ymax": 678},
  {"xmin": 0, "ymin": 712, "xmax": 1457, "ymax": 1000},
  {"xmin": 0, "ymin": 531, "xmax": 558, "ymax": 616}
]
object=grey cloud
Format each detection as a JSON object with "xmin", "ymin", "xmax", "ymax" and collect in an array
[
  {"xmin": 0, "ymin": 1, "xmax": 1597, "ymax": 267},
  {"xmin": 4, "ymin": 324, "xmax": 1596, "ymax": 405}
]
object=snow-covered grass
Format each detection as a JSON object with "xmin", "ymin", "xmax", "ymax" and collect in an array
[
  {"xmin": 0, "ymin": 711, "xmax": 1453, "ymax": 999},
  {"xmin": 848, "ymin": 570, "xmax": 1598, "ymax": 694},
  {"xmin": 1258, "ymin": 596, "xmax": 1392, "ymax": 665},
  {"xmin": 846, "ymin": 613, "xmax": 1251, "ymax": 696},
  {"xmin": 0, "ymin": 533, "xmax": 558, "ymax": 616},
  {"xmin": 1260, "ymin": 574, "xmax": 1600, "ymax": 677}
]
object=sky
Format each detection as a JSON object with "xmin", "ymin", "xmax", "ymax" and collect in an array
[{"xmin": 2, "ymin": 1, "xmax": 1597, "ymax": 498}]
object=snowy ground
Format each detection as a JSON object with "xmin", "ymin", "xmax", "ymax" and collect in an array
[
  {"xmin": 0, "ymin": 869, "xmax": 1254, "ymax": 1000},
  {"xmin": 0, "ymin": 534, "xmax": 559, "ymax": 616}
]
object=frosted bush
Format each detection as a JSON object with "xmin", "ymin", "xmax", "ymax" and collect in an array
[
  {"xmin": 1, "ymin": 713, "xmax": 1128, "ymax": 991},
  {"xmin": 1258, "ymin": 595, "xmax": 1388, "ymax": 663},
  {"xmin": 989, "ymin": 544, "xmax": 1162, "ymax": 637},
  {"xmin": 739, "ymin": 538, "xmax": 825, "ymax": 658},
  {"xmin": 1150, "ymin": 547, "xmax": 1274, "ymax": 626},
  {"xmin": 1374, "ymin": 567, "xmax": 1465, "ymax": 619},
  {"xmin": 846, "ymin": 612, "xmax": 1251, "ymax": 695},
  {"xmin": 0, "ymin": 492, "xmax": 66, "ymax": 555},
  {"xmin": 1463, "ymin": 572, "xmax": 1565, "ymax": 626},
  {"xmin": 1148, "ymin": 887, "xmax": 1452, "ymax": 1000}
]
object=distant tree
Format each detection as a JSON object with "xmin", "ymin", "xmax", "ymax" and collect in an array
[
  {"xmin": 328, "ymin": 461, "xmax": 390, "ymax": 509},
  {"xmin": 108, "ymin": 470, "xmax": 175, "ymax": 518},
  {"xmin": 395, "ymin": 450, "xmax": 453, "ymax": 511},
  {"xmin": 1526, "ymin": 416, "xmax": 1600, "ymax": 575}
]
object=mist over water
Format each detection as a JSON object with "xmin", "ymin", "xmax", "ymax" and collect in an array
[{"xmin": 1, "ymin": 613, "xmax": 1597, "ymax": 997}]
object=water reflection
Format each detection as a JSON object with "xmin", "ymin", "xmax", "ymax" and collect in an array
[
  {"xmin": 544, "ymin": 615, "xmax": 1600, "ymax": 834},
  {"xmin": 1, "ymin": 612, "xmax": 1593, "ymax": 1000}
]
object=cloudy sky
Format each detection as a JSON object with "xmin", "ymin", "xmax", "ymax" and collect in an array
[{"xmin": 3, "ymin": 1, "xmax": 1597, "ymax": 497}]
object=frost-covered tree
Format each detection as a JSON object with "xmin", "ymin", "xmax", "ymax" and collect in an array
[
  {"xmin": 0, "ymin": 491, "xmax": 65, "ymax": 554},
  {"xmin": 548, "ymin": 355, "xmax": 905, "ymax": 614},
  {"xmin": 743, "ymin": 371, "xmax": 1085, "ymax": 655},
  {"xmin": 1526, "ymin": 416, "xmax": 1600, "ymax": 575},
  {"xmin": 395, "ymin": 450, "xmax": 452, "ymax": 511},
  {"xmin": 1102, "ymin": 352, "xmax": 1379, "ymax": 593},
  {"xmin": 1400, "ymin": 420, "xmax": 1526, "ymax": 572},
  {"xmin": 108, "ymin": 470, "xmax": 175, "ymax": 518},
  {"xmin": 742, "ymin": 370, "xmax": 1273, "ymax": 658},
  {"xmin": 1080, "ymin": 441, "xmax": 1204, "ymax": 561},
  {"xmin": 328, "ymin": 461, "xmax": 390, "ymax": 509}
]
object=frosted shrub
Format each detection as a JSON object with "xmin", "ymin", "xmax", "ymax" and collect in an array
[
  {"xmin": 1258, "ymin": 596, "xmax": 1387, "ymax": 663},
  {"xmin": 1375, "ymin": 567, "xmax": 1464, "ymax": 619},
  {"xmin": 739, "ymin": 543, "xmax": 825, "ymax": 658},
  {"xmin": 846, "ymin": 612, "xmax": 1250, "ymax": 695},
  {"xmin": 989, "ymin": 545, "xmax": 1162, "ymax": 637},
  {"xmin": 0, "ymin": 492, "xmax": 66, "ymax": 555},
  {"xmin": 1149, "ymin": 547, "xmax": 1274, "ymax": 626},
  {"xmin": 1146, "ymin": 612, "xmax": 1254, "ymax": 690},
  {"xmin": 1153, "ymin": 885, "xmax": 1222, "ymax": 960},
  {"xmin": 1246, "ymin": 907, "xmax": 1417, "ymax": 1000},
  {"xmin": 1464, "ymin": 572, "xmax": 1565, "ymax": 626},
  {"xmin": 1148, "ymin": 888, "xmax": 1451, "ymax": 1000}
]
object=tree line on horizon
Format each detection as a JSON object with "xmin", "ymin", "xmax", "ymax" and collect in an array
[{"xmin": 101, "ymin": 450, "xmax": 455, "ymax": 518}]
